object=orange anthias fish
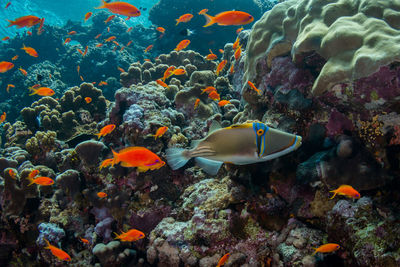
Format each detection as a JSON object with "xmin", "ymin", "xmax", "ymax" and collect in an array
[
  {"xmin": 206, "ymin": 49, "xmax": 218, "ymax": 60},
  {"xmin": 172, "ymin": 68, "xmax": 186, "ymax": 75},
  {"xmin": 156, "ymin": 79, "xmax": 169, "ymax": 88},
  {"xmin": 201, "ymin": 86, "xmax": 216, "ymax": 94},
  {"xmin": 312, "ymin": 243, "xmax": 340, "ymax": 256},
  {"xmin": 84, "ymin": 12, "xmax": 93, "ymax": 22},
  {"xmin": 194, "ymin": 98, "xmax": 200, "ymax": 109},
  {"xmin": 126, "ymin": 40, "xmax": 132, "ymax": 47},
  {"xmin": 21, "ymin": 44, "xmax": 38, "ymax": 57},
  {"xmin": 176, "ymin": 14, "xmax": 193, "ymax": 25},
  {"xmin": 2, "ymin": 36, "xmax": 10, "ymax": 41},
  {"xmin": 217, "ymin": 253, "xmax": 230, "ymax": 267},
  {"xmin": 28, "ymin": 169, "xmax": 39, "ymax": 179},
  {"xmin": 232, "ymin": 38, "xmax": 240, "ymax": 50},
  {"xmin": 26, "ymin": 31, "xmax": 32, "ymax": 36},
  {"xmin": 208, "ymin": 91, "xmax": 220, "ymax": 101},
  {"xmin": 7, "ymin": 15, "xmax": 41, "ymax": 28},
  {"xmin": 174, "ymin": 39, "xmax": 190, "ymax": 51},
  {"xmin": 0, "ymin": 61, "xmax": 14, "ymax": 73},
  {"xmin": 68, "ymin": 31, "xmax": 77, "ymax": 35},
  {"xmin": 198, "ymin": 9, "xmax": 208, "ymax": 15},
  {"xmin": 126, "ymin": 27, "xmax": 133, "ymax": 32},
  {"xmin": 0, "ymin": 112, "xmax": 6, "ymax": 123},
  {"xmin": 11, "ymin": 55, "xmax": 18, "ymax": 61},
  {"xmin": 153, "ymin": 126, "xmax": 168, "ymax": 139},
  {"xmin": 156, "ymin": 27, "xmax": 165, "ymax": 33},
  {"xmin": 218, "ymin": 100, "xmax": 231, "ymax": 107},
  {"xmin": 85, "ymin": 97, "xmax": 92, "ymax": 103},
  {"xmin": 219, "ymin": 49, "xmax": 224, "ymax": 54},
  {"xmin": 99, "ymin": 158, "xmax": 114, "ymax": 170},
  {"xmin": 8, "ymin": 169, "xmax": 17, "ymax": 179},
  {"xmin": 6, "ymin": 84, "xmax": 14, "ymax": 93},
  {"xmin": 216, "ymin": 60, "xmax": 227, "ymax": 76},
  {"xmin": 162, "ymin": 66, "xmax": 176, "ymax": 81},
  {"xmin": 95, "ymin": 33, "xmax": 102, "ymax": 39},
  {"xmin": 63, "ymin": 38, "xmax": 71, "ymax": 45},
  {"xmin": 27, "ymin": 176, "xmax": 54, "ymax": 186},
  {"xmin": 118, "ymin": 67, "xmax": 125, "ymax": 73},
  {"xmin": 29, "ymin": 87, "xmax": 55, "ymax": 96},
  {"xmin": 330, "ymin": 185, "xmax": 360, "ymax": 199},
  {"xmin": 234, "ymin": 46, "xmax": 242, "ymax": 60},
  {"xmin": 203, "ymin": 11, "xmax": 254, "ymax": 27},
  {"xmin": 104, "ymin": 15, "xmax": 116, "ymax": 24},
  {"xmin": 96, "ymin": 43, "xmax": 103, "ymax": 47},
  {"xmin": 229, "ymin": 64, "xmax": 235, "ymax": 74},
  {"xmin": 98, "ymin": 81, "xmax": 108, "ymax": 86},
  {"xmin": 19, "ymin": 67, "xmax": 27, "ymax": 76},
  {"xmin": 44, "ymin": 239, "xmax": 71, "ymax": 261},
  {"xmin": 97, "ymin": 192, "xmax": 107, "ymax": 198},
  {"xmin": 105, "ymin": 36, "xmax": 116, "ymax": 42},
  {"xmin": 144, "ymin": 44, "xmax": 153, "ymax": 53},
  {"xmin": 83, "ymin": 46, "xmax": 88, "ymax": 57},
  {"xmin": 79, "ymin": 237, "xmax": 90, "ymax": 244},
  {"xmin": 247, "ymin": 81, "xmax": 262, "ymax": 95},
  {"xmin": 111, "ymin": 147, "xmax": 165, "ymax": 172},
  {"xmin": 236, "ymin": 27, "xmax": 244, "ymax": 34},
  {"xmin": 96, "ymin": 124, "xmax": 116, "ymax": 138},
  {"xmin": 114, "ymin": 229, "xmax": 145, "ymax": 242},
  {"xmin": 112, "ymin": 40, "xmax": 120, "ymax": 46},
  {"xmin": 5, "ymin": 2, "xmax": 11, "ymax": 8},
  {"xmin": 96, "ymin": 0, "xmax": 141, "ymax": 18}
]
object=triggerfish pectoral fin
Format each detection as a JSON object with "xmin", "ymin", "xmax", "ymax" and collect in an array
[
  {"xmin": 195, "ymin": 157, "xmax": 223, "ymax": 175},
  {"xmin": 165, "ymin": 148, "xmax": 191, "ymax": 170}
]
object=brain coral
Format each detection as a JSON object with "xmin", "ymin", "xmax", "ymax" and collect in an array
[{"xmin": 244, "ymin": 0, "xmax": 400, "ymax": 95}]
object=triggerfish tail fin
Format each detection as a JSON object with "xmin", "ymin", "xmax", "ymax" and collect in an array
[
  {"xmin": 166, "ymin": 148, "xmax": 191, "ymax": 170},
  {"xmin": 202, "ymin": 14, "xmax": 215, "ymax": 27},
  {"xmin": 95, "ymin": 0, "xmax": 107, "ymax": 9},
  {"xmin": 195, "ymin": 157, "xmax": 223, "ymax": 175},
  {"xmin": 329, "ymin": 190, "xmax": 337, "ymax": 199}
]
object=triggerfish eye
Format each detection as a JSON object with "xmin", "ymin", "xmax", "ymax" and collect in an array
[{"xmin": 253, "ymin": 122, "xmax": 269, "ymax": 158}]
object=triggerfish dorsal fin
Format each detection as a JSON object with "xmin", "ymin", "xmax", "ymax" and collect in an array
[
  {"xmin": 208, "ymin": 120, "xmax": 222, "ymax": 134},
  {"xmin": 195, "ymin": 157, "xmax": 223, "ymax": 175}
]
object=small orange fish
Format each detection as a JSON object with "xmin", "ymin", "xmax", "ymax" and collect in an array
[
  {"xmin": 27, "ymin": 176, "xmax": 54, "ymax": 186},
  {"xmin": 28, "ymin": 169, "xmax": 39, "ymax": 179},
  {"xmin": 97, "ymin": 192, "xmax": 107, "ymax": 198},
  {"xmin": 19, "ymin": 67, "xmax": 27, "ymax": 76},
  {"xmin": 198, "ymin": 9, "xmax": 208, "ymax": 15},
  {"xmin": 176, "ymin": 13, "xmax": 193, "ymax": 25},
  {"xmin": 216, "ymin": 60, "xmax": 227, "ymax": 76},
  {"xmin": 229, "ymin": 64, "xmax": 234, "ymax": 74},
  {"xmin": 206, "ymin": 49, "xmax": 218, "ymax": 60},
  {"xmin": 174, "ymin": 39, "xmax": 190, "ymax": 51},
  {"xmin": 105, "ymin": 36, "xmax": 116, "ymax": 42},
  {"xmin": 98, "ymin": 81, "xmax": 108, "ymax": 86},
  {"xmin": 2, "ymin": 36, "xmax": 9, "ymax": 41},
  {"xmin": 201, "ymin": 86, "xmax": 216, "ymax": 94},
  {"xmin": 104, "ymin": 15, "xmax": 116, "ymax": 24},
  {"xmin": 330, "ymin": 185, "xmax": 360, "ymax": 199},
  {"xmin": 26, "ymin": 31, "xmax": 32, "ymax": 36},
  {"xmin": 156, "ymin": 79, "xmax": 169, "ymax": 88},
  {"xmin": 84, "ymin": 12, "xmax": 93, "ymax": 22},
  {"xmin": 77, "ymin": 65, "xmax": 80, "ymax": 76},
  {"xmin": 96, "ymin": 0, "xmax": 141, "ymax": 18},
  {"xmin": 203, "ymin": 11, "xmax": 254, "ymax": 27},
  {"xmin": 5, "ymin": 2, "xmax": 11, "ymax": 8},
  {"xmin": 0, "ymin": 112, "xmax": 6, "ymax": 123},
  {"xmin": 29, "ymin": 87, "xmax": 55, "ymax": 96},
  {"xmin": 107, "ymin": 27, "xmax": 110, "ymax": 32},
  {"xmin": 111, "ymin": 146, "xmax": 165, "ymax": 172},
  {"xmin": 234, "ymin": 46, "xmax": 242, "ymax": 60},
  {"xmin": 126, "ymin": 27, "xmax": 133, "ymax": 33},
  {"xmin": 112, "ymin": 40, "xmax": 120, "ymax": 46},
  {"xmin": 218, "ymin": 100, "xmax": 231, "ymax": 107},
  {"xmin": 31, "ymin": 84, "xmax": 41, "ymax": 89},
  {"xmin": 79, "ymin": 237, "xmax": 90, "ymax": 244},
  {"xmin": 63, "ymin": 38, "xmax": 71, "ymax": 45},
  {"xmin": 120, "ymin": 46, "xmax": 125, "ymax": 51},
  {"xmin": 37, "ymin": 18, "xmax": 45, "ymax": 35},
  {"xmin": 236, "ymin": 27, "xmax": 244, "ymax": 34},
  {"xmin": 153, "ymin": 126, "xmax": 168, "ymax": 139},
  {"xmin": 312, "ymin": 243, "xmax": 340, "ymax": 256},
  {"xmin": 208, "ymin": 91, "xmax": 220, "ymax": 101},
  {"xmin": 232, "ymin": 38, "xmax": 240, "ymax": 50},
  {"xmin": 96, "ymin": 124, "xmax": 116, "ymax": 139},
  {"xmin": 0, "ymin": 61, "xmax": 14, "ymax": 73},
  {"xmin": 8, "ymin": 169, "xmax": 17, "ymax": 179},
  {"xmin": 126, "ymin": 40, "xmax": 132, "ymax": 47},
  {"xmin": 6, "ymin": 84, "xmax": 14, "ymax": 93},
  {"xmin": 7, "ymin": 15, "xmax": 41, "ymax": 28},
  {"xmin": 96, "ymin": 43, "xmax": 103, "ymax": 47},
  {"xmin": 11, "ymin": 55, "xmax": 18, "ymax": 61},
  {"xmin": 194, "ymin": 98, "xmax": 200, "ymax": 109},
  {"xmin": 68, "ymin": 31, "xmax": 77, "ymax": 35},
  {"xmin": 83, "ymin": 46, "xmax": 88, "ymax": 57},
  {"xmin": 247, "ymin": 81, "xmax": 262, "ymax": 95},
  {"xmin": 144, "ymin": 44, "xmax": 153, "ymax": 53},
  {"xmin": 21, "ymin": 44, "xmax": 38, "ymax": 57},
  {"xmin": 162, "ymin": 66, "xmax": 176, "ymax": 81},
  {"xmin": 172, "ymin": 68, "xmax": 186, "ymax": 75},
  {"xmin": 144, "ymin": 59, "xmax": 151, "ymax": 62},
  {"xmin": 217, "ymin": 253, "xmax": 230, "ymax": 267},
  {"xmin": 99, "ymin": 158, "xmax": 114, "ymax": 170},
  {"xmin": 95, "ymin": 33, "xmax": 102, "ymax": 39},
  {"xmin": 118, "ymin": 67, "xmax": 125, "ymax": 72},
  {"xmin": 85, "ymin": 97, "xmax": 92, "ymax": 103},
  {"xmin": 114, "ymin": 229, "xmax": 145, "ymax": 242},
  {"xmin": 156, "ymin": 27, "xmax": 165, "ymax": 33},
  {"xmin": 43, "ymin": 239, "xmax": 71, "ymax": 261},
  {"xmin": 80, "ymin": 75, "xmax": 84, "ymax": 81}
]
